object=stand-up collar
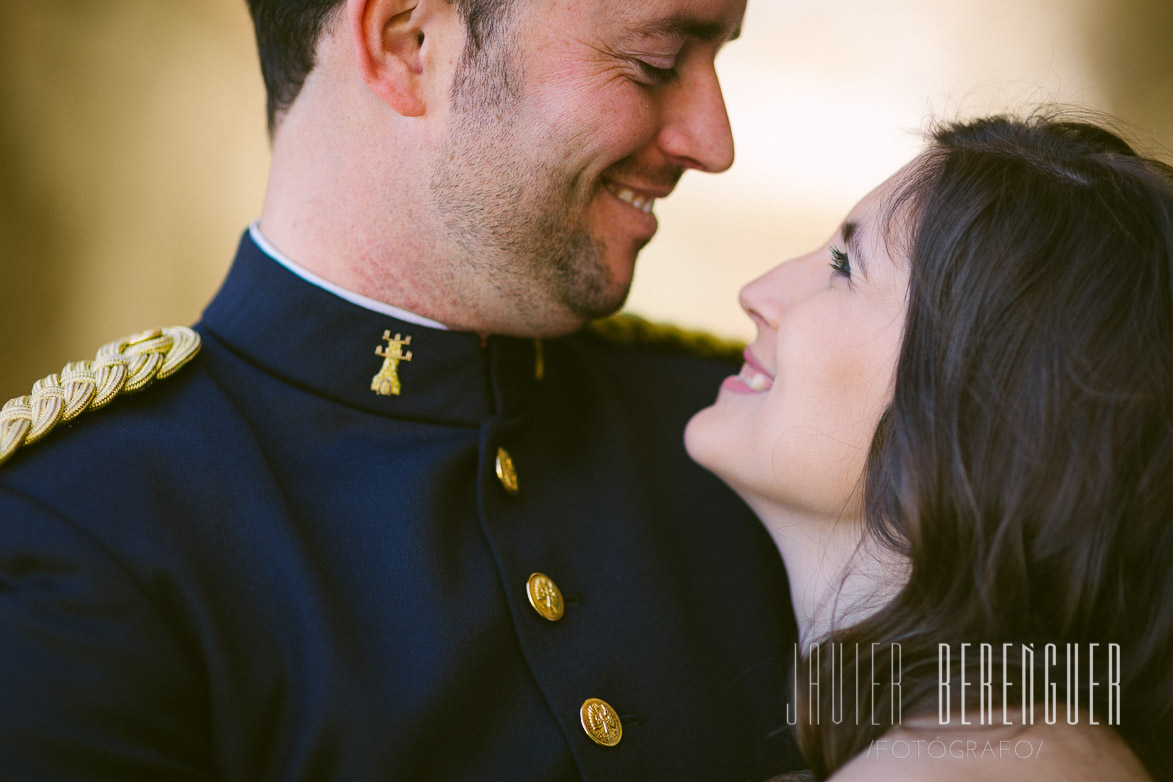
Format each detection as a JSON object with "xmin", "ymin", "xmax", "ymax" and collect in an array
[{"xmin": 201, "ymin": 232, "xmax": 542, "ymax": 426}]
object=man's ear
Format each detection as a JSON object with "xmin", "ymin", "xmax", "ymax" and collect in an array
[{"xmin": 348, "ymin": 0, "xmax": 432, "ymax": 117}]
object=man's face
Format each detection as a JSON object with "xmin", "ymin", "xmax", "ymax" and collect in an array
[{"xmin": 430, "ymin": 0, "xmax": 747, "ymax": 335}]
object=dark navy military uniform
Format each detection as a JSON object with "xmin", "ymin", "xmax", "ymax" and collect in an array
[{"xmin": 0, "ymin": 233, "xmax": 801, "ymax": 781}]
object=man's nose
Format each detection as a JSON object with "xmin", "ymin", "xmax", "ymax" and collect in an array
[{"xmin": 657, "ymin": 64, "xmax": 735, "ymax": 173}]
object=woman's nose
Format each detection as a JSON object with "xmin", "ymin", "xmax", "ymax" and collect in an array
[{"xmin": 739, "ymin": 252, "xmax": 826, "ymax": 330}]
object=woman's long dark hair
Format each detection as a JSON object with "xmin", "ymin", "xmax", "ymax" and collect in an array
[{"xmin": 800, "ymin": 113, "xmax": 1173, "ymax": 778}]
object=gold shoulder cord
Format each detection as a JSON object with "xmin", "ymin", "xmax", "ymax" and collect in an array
[{"xmin": 0, "ymin": 327, "xmax": 201, "ymax": 467}]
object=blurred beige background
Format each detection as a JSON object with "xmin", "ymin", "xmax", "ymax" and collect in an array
[{"xmin": 2, "ymin": 0, "xmax": 1172, "ymax": 400}]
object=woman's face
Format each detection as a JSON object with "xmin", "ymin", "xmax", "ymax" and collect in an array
[{"xmin": 686, "ymin": 169, "xmax": 913, "ymax": 521}]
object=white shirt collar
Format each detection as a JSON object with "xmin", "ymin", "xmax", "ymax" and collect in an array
[{"xmin": 249, "ymin": 221, "xmax": 449, "ymax": 331}]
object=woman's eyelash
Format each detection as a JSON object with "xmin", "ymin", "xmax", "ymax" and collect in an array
[{"xmin": 830, "ymin": 246, "xmax": 852, "ymax": 278}]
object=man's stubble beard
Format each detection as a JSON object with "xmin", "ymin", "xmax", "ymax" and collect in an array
[{"xmin": 429, "ymin": 41, "xmax": 632, "ymax": 334}]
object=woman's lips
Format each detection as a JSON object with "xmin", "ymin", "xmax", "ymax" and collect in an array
[{"xmin": 721, "ymin": 349, "xmax": 774, "ymax": 394}]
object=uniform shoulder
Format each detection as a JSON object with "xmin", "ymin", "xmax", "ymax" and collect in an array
[
  {"xmin": 0, "ymin": 326, "xmax": 202, "ymax": 468},
  {"xmin": 583, "ymin": 312, "xmax": 745, "ymax": 363}
]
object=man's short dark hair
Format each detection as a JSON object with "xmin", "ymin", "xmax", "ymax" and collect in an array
[{"xmin": 244, "ymin": 0, "xmax": 512, "ymax": 134}]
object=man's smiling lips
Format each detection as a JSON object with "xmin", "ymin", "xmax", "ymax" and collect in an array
[
  {"xmin": 603, "ymin": 179, "xmax": 669, "ymax": 215},
  {"xmin": 721, "ymin": 348, "xmax": 775, "ymax": 394}
]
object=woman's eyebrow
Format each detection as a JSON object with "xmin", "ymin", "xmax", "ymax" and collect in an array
[{"xmin": 842, "ymin": 221, "xmax": 870, "ymax": 280}]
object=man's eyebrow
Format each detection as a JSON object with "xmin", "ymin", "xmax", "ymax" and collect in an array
[
  {"xmin": 631, "ymin": 14, "xmax": 742, "ymax": 44},
  {"xmin": 842, "ymin": 221, "xmax": 870, "ymax": 279}
]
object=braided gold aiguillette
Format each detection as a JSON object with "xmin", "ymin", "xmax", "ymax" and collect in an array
[{"xmin": 0, "ymin": 327, "xmax": 201, "ymax": 467}]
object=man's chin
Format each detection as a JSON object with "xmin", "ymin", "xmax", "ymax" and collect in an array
[
  {"xmin": 552, "ymin": 240, "xmax": 635, "ymax": 310},
  {"xmin": 566, "ymin": 270, "xmax": 633, "ymax": 322},
  {"xmin": 505, "ymin": 283, "xmax": 628, "ymax": 339},
  {"xmin": 506, "ymin": 233, "xmax": 638, "ymax": 336}
]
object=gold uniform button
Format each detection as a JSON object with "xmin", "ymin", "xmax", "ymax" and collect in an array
[
  {"xmin": 580, "ymin": 698, "xmax": 622, "ymax": 747},
  {"xmin": 526, "ymin": 573, "xmax": 565, "ymax": 622},
  {"xmin": 495, "ymin": 447, "xmax": 519, "ymax": 495}
]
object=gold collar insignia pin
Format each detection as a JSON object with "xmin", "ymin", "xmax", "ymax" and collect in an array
[{"xmin": 371, "ymin": 331, "xmax": 413, "ymax": 397}]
